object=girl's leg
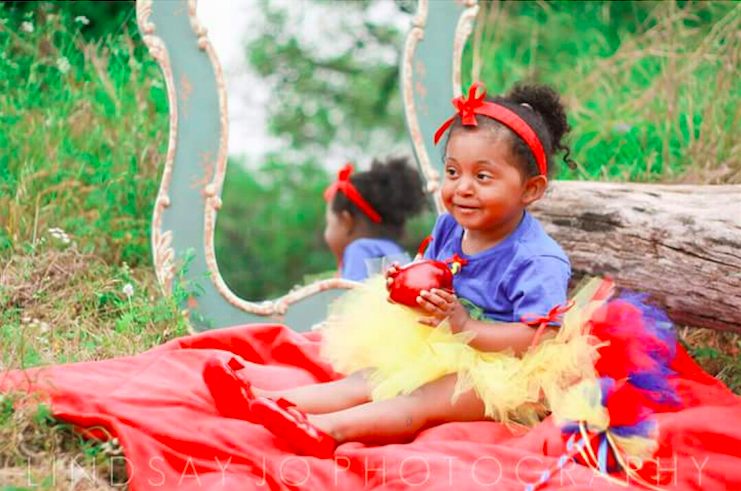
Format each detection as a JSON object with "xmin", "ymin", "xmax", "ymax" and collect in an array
[
  {"xmin": 252, "ymin": 369, "xmax": 372, "ymax": 415},
  {"xmin": 308, "ymin": 373, "xmax": 486, "ymax": 445}
]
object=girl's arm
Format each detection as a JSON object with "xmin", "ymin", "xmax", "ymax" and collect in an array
[
  {"xmin": 417, "ymin": 289, "xmax": 556, "ymax": 355},
  {"xmin": 456, "ymin": 318, "xmax": 555, "ymax": 355}
]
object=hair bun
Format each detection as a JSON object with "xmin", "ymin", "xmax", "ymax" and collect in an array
[{"xmin": 507, "ymin": 83, "xmax": 570, "ymax": 156}]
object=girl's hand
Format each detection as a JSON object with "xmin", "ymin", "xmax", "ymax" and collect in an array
[
  {"xmin": 384, "ymin": 262, "xmax": 400, "ymax": 290},
  {"xmin": 416, "ymin": 288, "xmax": 470, "ymax": 333}
]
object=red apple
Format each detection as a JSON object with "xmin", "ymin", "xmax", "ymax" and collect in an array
[{"xmin": 386, "ymin": 260, "xmax": 454, "ymax": 308}]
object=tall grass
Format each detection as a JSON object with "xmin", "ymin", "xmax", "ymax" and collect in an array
[
  {"xmin": 469, "ymin": 1, "xmax": 741, "ymax": 183},
  {"xmin": 0, "ymin": 6, "xmax": 169, "ymax": 265},
  {"xmin": 0, "ymin": 9, "xmax": 186, "ymax": 487}
]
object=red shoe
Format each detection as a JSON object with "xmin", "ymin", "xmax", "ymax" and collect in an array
[
  {"xmin": 250, "ymin": 397, "xmax": 337, "ymax": 459},
  {"xmin": 202, "ymin": 357, "xmax": 256, "ymax": 422}
]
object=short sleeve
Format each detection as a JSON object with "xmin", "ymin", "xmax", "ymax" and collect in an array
[
  {"xmin": 341, "ymin": 242, "xmax": 374, "ymax": 281},
  {"xmin": 423, "ymin": 214, "xmax": 457, "ymax": 260},
  {"xmin": 506, "ymin": 256, "xmax": 571, "ymax": 325}
]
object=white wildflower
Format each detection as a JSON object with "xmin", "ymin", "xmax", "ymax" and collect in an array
[
  {"xmin": 100, "ymin": 438, "xmax": 122, "ymax": 456},
  {"xmin": 48, "ymin": 227, "xmax": 71, "ymax": 244},
  {"xmin": 21, "ymin": 21, "xmax": 34, "ymax": 33},
  {"xmin": 74, "ymin": 16, "xmax": 90, "ymax": 26},
  {"xmin": 122, "ymin": 283, "xmax": 135, "ymax": 299},
  {"xmin": 56, "ymin": 57, "xmax": 71, "ymax": 74}
]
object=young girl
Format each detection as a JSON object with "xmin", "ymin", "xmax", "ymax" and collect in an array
[
  {"xmin": 324, "ymin": 157, "xmax": 427, "ymax": 281},
  {"xmin": 203, "ymin": 82, "xmax": 596, "ymax": 458}
]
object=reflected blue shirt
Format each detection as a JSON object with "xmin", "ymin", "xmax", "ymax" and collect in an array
[
  {"xmin": 424, "ymin": 212, "xmax": 571, "ymax": 323},
  {"xmin": 341, "ymin": 238, "xmax": 407, "ymax": 281}
]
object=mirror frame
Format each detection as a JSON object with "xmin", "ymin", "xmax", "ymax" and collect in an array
[{"xmin": 136, "ymin": 0, "xmax": 479, "ymax": 332}]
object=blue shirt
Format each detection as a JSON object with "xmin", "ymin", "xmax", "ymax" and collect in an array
[
  {"xmin": 342, "ymin": 238, "xmax": 409, "ymax": 281},
  {"xmin": 424, "ymin": 212, "xmax": 571, "ymax": 323}
]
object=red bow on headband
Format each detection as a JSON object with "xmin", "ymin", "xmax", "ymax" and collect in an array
[
  {"xmin": 433, "ymin": 82, "xmax": 548, "ymax": 176},
  {"xmin": 324, "ymin": 164, "xmax": 382, "ymax": 224}
]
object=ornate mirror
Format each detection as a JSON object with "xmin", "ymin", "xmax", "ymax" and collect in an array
[{"xmin": 135, "ymin": 0, "xmax": 479, "ymax": 332}]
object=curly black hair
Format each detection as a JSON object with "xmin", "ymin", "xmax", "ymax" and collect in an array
[
  {"xmin": 331, "ymin": 157, "xmax": 428, "ymax": 240},
  {"xmin": 445, "ymin": 82, "xmax": 574, "ymax": 178}
]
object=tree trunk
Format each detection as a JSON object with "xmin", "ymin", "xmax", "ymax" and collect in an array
[{"xmin": 530, "ymin": 182, "xmax": 741, "ymax": 333}]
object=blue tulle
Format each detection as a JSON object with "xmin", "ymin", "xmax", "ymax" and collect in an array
[
  {"xmin": 619, "ymin": 292, "xmax": 677, "ymax": 360},
  {"xmin": 599, "ymin": 377, "xmax": 616, "ymax": 406},
  {"xmin": 616, "ymin": 292, "xmax": 681, "ymax": 408},
  {"xmin": 629, "ymin": 372, "xmax": 681, "ymax": 406},
  {"xmin": 610, "ymin": 419, "xmax": 655, "ymax": 438}
]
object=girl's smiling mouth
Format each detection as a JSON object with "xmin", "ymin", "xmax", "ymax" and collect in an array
[{"xmin": 453, "ymin": 203, "xmax": 480, "ymax": 213}]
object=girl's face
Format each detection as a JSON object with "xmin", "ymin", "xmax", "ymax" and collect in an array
[
  {"xmin": 441, "ymin": 127, "xmax": 544, "ymax": 232},
  {"xmin": 324, "ymin": 201, "xmax": 353, "ymax": 260}
]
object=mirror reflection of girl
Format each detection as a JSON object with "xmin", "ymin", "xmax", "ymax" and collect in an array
[
  {"xmin": 323, "ymin": 157, "xmax": 427, "ymax": 281},
  {"xmin": 203, "ymin": 82, "xmax": 596, "ymax": 458}
]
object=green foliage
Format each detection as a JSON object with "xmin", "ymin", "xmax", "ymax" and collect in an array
[
  {"xmin": 32, "ymin": 403, "xmax": 53, "ymax": 427},
  {"xmin": 215, "ymin": 157, "xmax": 335, "ymax": 299},
  {"xmin": 467, "ymin": 1, "xmax": 741, "ymax": 182},
  {"xmin": 247, "ymin": 0, "xmax": 406, "ymax": 153},
  {"xmin": 1, "ymin": 1, "xmax": 132, "ymax": 40},
  {"xmin": 0, "ymin": 2, "xmax": 168, "ymax": 266}
]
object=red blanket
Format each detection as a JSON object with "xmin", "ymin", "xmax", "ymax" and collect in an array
[{"xmin": 2, "ymin": 323, "xmax": 740, "ymax": 490}]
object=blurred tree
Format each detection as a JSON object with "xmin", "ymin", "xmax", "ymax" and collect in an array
[
  {"xmin": 214, "ymin": 156, "xmax": 335, "ymax": 300},
  {"xmin": 246, "ymin": 0, "xmax": 410, "ymax": 156}
]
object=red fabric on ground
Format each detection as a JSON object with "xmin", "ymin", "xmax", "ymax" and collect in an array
[{"xmin": 2, "ymin": 324, "xmax": 740, "ymax": 490}]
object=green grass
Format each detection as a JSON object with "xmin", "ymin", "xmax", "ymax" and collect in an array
[
  {"xmin": 0, "ymin": 7, "xmax": 183, "ymax": 488},
  {"xmin": 468, "ymin": 1, "xmax": 741, "ymax": 182},
  {"xmin": 0, "ymin": 5, "xmax": 169, "ymax": 264}
]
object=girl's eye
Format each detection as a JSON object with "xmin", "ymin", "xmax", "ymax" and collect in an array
[
  {"xmin": 477, "ymin": 173, "xmax": 493, "ymax": 180},
  {"xmin": 445, "ymin": 167, "xmax": 458, "ymax": 177}
]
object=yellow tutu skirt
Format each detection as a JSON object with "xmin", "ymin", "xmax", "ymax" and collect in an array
[{"xmin": 319, "ymin": 276, "xmax": 607, "ymax": 425}]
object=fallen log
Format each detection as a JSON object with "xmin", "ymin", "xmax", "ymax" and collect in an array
[{"xmin": 531, "ymin": 181, "xmax": 741, "ymax": 333}]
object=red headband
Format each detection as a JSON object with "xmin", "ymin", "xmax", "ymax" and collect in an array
[
  {"xmin": 433, "ymin": 82, "xmax": 547, "ymax": 176},
  {"xmin": 324, "ymin": 164, "xmax": 382, "ymax": 223}
]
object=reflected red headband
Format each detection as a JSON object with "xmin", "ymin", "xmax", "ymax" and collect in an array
[
  {"xmin": 433, "ymin": 82, "xmax": 547, "ymax": 176},
  {"xmin": 324, "ymin": 164, "xmax": 382, "ymax": 223}
]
